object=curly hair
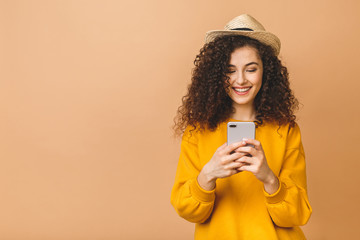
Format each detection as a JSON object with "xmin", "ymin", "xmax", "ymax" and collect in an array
[{"xmin": 174, "ymin": 35, "xmax": 299, "ymax": 136}]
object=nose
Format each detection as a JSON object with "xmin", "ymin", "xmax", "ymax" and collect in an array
[{"xmin": 234, "ymin": 71, "xmax": 247, "ymax": 85}]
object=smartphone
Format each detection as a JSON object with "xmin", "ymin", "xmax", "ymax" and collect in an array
[{"xmin": 227, "ymin": 122, "xmax": 255, "ymax": 146}]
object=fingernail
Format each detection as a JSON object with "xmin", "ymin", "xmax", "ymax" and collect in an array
[{"xmin": 242, "ymin": 138, "xmax": 248, "ymax": 141}]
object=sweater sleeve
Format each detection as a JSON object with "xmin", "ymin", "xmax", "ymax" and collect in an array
[
  {"xmin": 170, "ymin": 127, "xmax": 216, "ymax": 223},
  {"xmin": 264, "ymin": 124, "xmax": 312, "ymax": 227}
]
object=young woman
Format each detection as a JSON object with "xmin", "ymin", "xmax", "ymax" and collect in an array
[{"xmin": 171, "ymin": 14, "xmax": 312, "ymax": 239}]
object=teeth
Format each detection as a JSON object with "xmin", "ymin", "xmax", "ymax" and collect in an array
[{"xmin": 234, "ymin": 87, "xmax": 250, "ymax": 92}]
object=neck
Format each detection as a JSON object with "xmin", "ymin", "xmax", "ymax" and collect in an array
[{"xmin": 230, "ymin": 103, "xmax": 256, "ymax": 121}]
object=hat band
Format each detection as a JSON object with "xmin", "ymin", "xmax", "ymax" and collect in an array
[{"xmin": 231, "ymin": 28, "xmax": 254, "ymax": 31}]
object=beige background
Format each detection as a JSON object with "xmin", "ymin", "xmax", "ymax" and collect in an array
[{"xmin": 1, "ymin": 0, "xmax": 360, "ymax": 239}]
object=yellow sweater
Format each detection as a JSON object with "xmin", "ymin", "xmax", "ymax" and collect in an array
[{"xmin": 171, "ymin": 120, "xmax": 312, "ymax": 240}]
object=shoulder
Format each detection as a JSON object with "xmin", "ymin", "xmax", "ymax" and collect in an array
[
  {"xmin": 182, "ymin": 123, "xmax": 225, "ymax": 144},
  {"xmin": 258, "ymin": 121, "xmax": 302, "ymax": 145},
  {"xmin": 288, "ymin": 122, "xmax": 301, "ymax": 134},
  {"xmin": 260, "ymin": 121, "xmax": 301, "ymax": 134},
  {"xmin": 273, "ymin": 122, "xmax": 303, "ymax": 150},
  {"xmin": 182, "ymin": 125, "xmax": 202, "ymax": 144}
]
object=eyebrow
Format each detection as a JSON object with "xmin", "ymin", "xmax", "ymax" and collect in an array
[{"xmin": 228, "ymin": 62, "xmax": 259, "ymax": 67}]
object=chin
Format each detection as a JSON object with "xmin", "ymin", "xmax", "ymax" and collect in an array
[{"xmin": 230, "ymin": 96, "xmax": 254, "ymax": 106}]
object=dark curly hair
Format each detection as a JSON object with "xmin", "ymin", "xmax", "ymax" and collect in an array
[{"xmin": 174, "ymin": 35, "xmax": 299, "ymax": 136}]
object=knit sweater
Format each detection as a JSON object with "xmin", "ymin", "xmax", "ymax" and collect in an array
[{"xmin": 171, "ymin": 120, "xmax": 312, "ymax": 239}]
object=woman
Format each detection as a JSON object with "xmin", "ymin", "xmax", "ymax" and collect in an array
[{"xmin": 170, "ymin": 14, "xmax": 312, "ymax": 239}]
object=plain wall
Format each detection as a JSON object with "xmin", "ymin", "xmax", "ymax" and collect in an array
[{"xmin": 1, "ymin": 0, "xmax": 360, "ymax": 239}]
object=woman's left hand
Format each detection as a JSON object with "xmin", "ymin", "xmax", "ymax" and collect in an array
[{"xmin": 235, "ymin": 138, "xmax": 279, "ymax": 194}]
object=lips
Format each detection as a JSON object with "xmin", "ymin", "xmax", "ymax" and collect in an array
[{"xmin": 233, "ymin": 87, "xmax": 252, "ymax": 95}]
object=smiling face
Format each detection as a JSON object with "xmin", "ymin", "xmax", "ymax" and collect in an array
[{"xmin": 226, "ymin": 46, "xmax": 263, "ymax": 112}]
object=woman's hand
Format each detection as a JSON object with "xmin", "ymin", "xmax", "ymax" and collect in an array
[
  {"xmin": 235, "ymin": 138, "xmax": 279, "ymax": 194},
  {"xmin": 197, "ymin": 142, "xmax": 247, "ymax": 191}
]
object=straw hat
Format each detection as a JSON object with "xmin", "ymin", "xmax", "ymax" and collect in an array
[{"xmin": 205, "ymin": 14, "xmax": 281, "ymax": 56}]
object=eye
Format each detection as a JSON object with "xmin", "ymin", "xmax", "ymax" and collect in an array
[
  {"xmin": 246, "ymin": 68, "xmax": 257, "ymax": 73},
  {"xmin": 226, "ymin": 69, "xmax": 236, "ymax": 74}
]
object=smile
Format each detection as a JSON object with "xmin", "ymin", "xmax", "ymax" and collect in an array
[{"xmin": 233, "ymin": 87, "xmax": 251, "ymax": 95}]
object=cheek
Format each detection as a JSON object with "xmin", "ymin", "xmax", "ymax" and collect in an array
[
  {"xmin": 227, "ymin": 76, "xmax": 236, "ymax": 84},
  {"xmin": 224, "ymin": 77, "xmax": 234, "ymax": 93},
  {"xmin": 254, "ymin": 77, "xmax": 263, "ymax": 95},
  {"xmin": 257, "ymin": 78, "xmax": 263, "ymax": 88},
  {"xmin": 250, "ymin": 74, "xmax": 263, "ymax": 96},
  {"xmin": 254, "ymin": 72, "xmax": 263, "ymax": 87}
]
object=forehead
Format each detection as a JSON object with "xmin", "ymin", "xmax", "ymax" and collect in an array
[{"xmin": 229, "ymin": 46, "xmax": 261, "ymax": 65}]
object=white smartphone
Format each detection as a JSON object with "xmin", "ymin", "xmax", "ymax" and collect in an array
[{"xmin": 227, "ymin": 122, "xmax": 255, "ymax": 146}]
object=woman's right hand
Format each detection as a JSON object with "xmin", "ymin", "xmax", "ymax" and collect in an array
[{"xmin": 197, "ymin": 142, "xmax": 246, "ymax": 190}]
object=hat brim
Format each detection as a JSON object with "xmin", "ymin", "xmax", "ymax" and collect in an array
[{"xmin": 205, "ymin": 30, "xmax": 281, "ymax": 56}]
